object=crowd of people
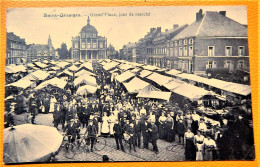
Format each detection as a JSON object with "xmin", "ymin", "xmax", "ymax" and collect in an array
[{"xmin": 4, "ymin": 60, "xmax": 254, "ymax": 161}]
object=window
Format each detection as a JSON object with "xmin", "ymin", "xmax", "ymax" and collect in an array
[
  {"xmin": 225, "ymin": 46, "xmax": 232, "ymax": 56},
  {"xmin": 238, "ymin": 46, "xmax": 244, "ymax": 56},
  {"xmin": 81, "ymin": 33, "xmax": 85, "ymax": 38},
  {"xmin": 175, "ymin": 41, "xmax": 178, "ymax": 47},
  {"xmin": 93, "ymin": 33, "xmax": 96, "ymax": 38},
  {"xmin": 81, "ymin": 42, "xmax": 86, "ymax": 49},
  {"xmin": 237, "ymin": 60, "xmax": 245, "ymax": 69},
  {"xmin": 174, "ymin": 48, "xmax": 177, "ymax": 57},
  {"xmin": 189, "ymin": 46, "xmax": 193, "ymax": 56},
  {"xmin": 100, "ymin": 42, "xmax": 103, "ymax": 48},
  {"xmin": 87, "ymin": 39, "xmax": 91, "ymax": 48},
  {"xmin": 206, "ymin": 61, "xmax": 217, "ymax": 69},
  {"xmin": 179, "ymin": 40, "xmax": 182, "ymax": 46},
  {"xmin": 208, "ymin": 46, "xmax": 214, "ymax": 56},
  {"xmin": 224, "ymin": 60, "xmax": 234, "ymax": 70},
  {"xmin": 170, "ymin": 48, "xmax": 173, "ymax": 57},
  {"xmin": 183, "ymin": 47, "xmax": 188, "ymax": 56},
  {"xmin": 74, "ymin": 42, "xmax": 78, "ymax": 48},
  {"xmin": 179, "ymin": 47, "xmax": 182, "ymax": 56},
  {"xmin": 184, "ymin": 39, "xmax": 187, "ymax": 45}
]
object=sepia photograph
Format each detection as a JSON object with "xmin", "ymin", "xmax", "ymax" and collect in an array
[{"xmin": 3, "ymin": 6, "xmax": 255, "ymax": 164}]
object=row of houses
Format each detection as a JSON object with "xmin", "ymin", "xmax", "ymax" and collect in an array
[
  {"xmin": 6, "ymin": 33, "xmax": 57, "ymax": 65},
  {"xmin": 120, "ymin": 9, "xmax": 249, "ymax": 76}
]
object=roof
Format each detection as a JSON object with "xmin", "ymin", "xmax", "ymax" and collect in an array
[
  {"xmin": 27, "ymin": 44, "xmax": 49, "ymax": 52},
  {"xmin": 123, "ymin": 77, "xmax": 149, "ymax": 94},
  {"xmin": 173, "ymin": 11, "xmax": 248, "ymax": 40},
  {"xmin": 7, "ymin": 32, "xmax": 25, "ymax": 43},
  {"xmin": 81, "ymin": 23, "xmax": 97, "ymax": 33}
]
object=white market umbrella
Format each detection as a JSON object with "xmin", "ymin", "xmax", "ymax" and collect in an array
[{"xmin": 4, "ymin": 124, "xmax": 63, "ymax": 164}]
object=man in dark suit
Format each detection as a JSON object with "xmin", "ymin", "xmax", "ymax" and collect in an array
[
  {"xmin": 113, "ymin": 119, "xmax": 125, "ymax": 152},
  {"xmin": 149, "ymin": 120, "xmax": 159, "ymax": 154},
  {"xmin": 84, "ymin": 119, "xmax": 97, "ymax": 152},
  {"xmin": 140, "ymin": 118, "xmax": 149, "ymax": 149},
  {"xmin": 64, "ymin": 119, "xmax": 76, "ymax": 144}
]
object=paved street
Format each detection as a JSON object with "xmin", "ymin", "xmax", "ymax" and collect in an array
[{"xmin": 14, "ymin": 113, "xmax": 185, "ymax": 162}]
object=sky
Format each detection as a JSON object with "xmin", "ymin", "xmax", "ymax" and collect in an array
[{"xmin": 6, "ymin": 6, "xmax": 247, "ymax": 50}]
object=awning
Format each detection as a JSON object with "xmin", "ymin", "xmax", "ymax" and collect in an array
[
  {"xmin": 57, "ymin": 70, "xmax": 73, "ymax": 77},
  {"xmin": 123, "ymin": 77, "xmax": 150, "ymax": 93},
  {"xmin": 172, "ymin": 83, "xmax": 211, "ymax": 101},
  {"xmin": 23, "ymin": 70, "xmax": 49, "ymax": 81},
  {"xmin": 221, "ymin": 83, "xmax": 251, "ymax": 96},
  {"xmin": 74, "ymin": 74, "xmax": 97, "ymax": 86},
  {"xmin": 5, "ymin": 65, "xmax": 27, "ymax": 73},
  {"xmin": 163, "ymin": 79, "xmax": 185, "ymax": 91},
  {"xmin": 35, "ymin": 77, "xmax": 67, "ymax": 90},
  {"xmin": 56, "ymin": 62, "xmax": 70, "ymax": 69},
  {"xmin": 118, "ymin": 64, "xmax": 135, "ymax": 70},
  {"xmin": 78, "ymin": 62, "xmax": 93, "ymax": 71},
  {"xmin": 139, "ymin": 70, "xmax": 153, "ymax": 78},
  {"xmin": 34, "ymin": 62, "xmax": 48, "ymax": 69},
  {"xmin": 68, "ymin": 65, "xmax": 79, "ymax": 71},
  {"xmin": 136, "ymin": 84, "xmax": 171, "ymax": 101},
  {"xmin": 103, "ymin": 62, "xmax": 119, "ymax": 71},
  {"xmin": 142, "ymin": 65, "xmax": 158, "ymax": 71},
  {"xmin": 6, "ymin": 79, "xmax": 35, "ymax": 89},
  {"xmin": 166, "ymin": 69, "xmax": 182, "ymax": 76},
  {"xmin": 75, "ymin": 69, "xmax": 96, "ymax": 77},
  {"xmin": 76, "ymin": 85, "xmax": 97, "ymax": 95},
  {"xmin": 115, "ymin": 71, "xmax": 135, "ymax": 83},
  {"xmin": 146, "ymin": 72, "xmax": 173, "ymax": 86}
]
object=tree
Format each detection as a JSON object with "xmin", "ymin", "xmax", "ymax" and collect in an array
[{"xmin": 56, "ymin": 43, "xmax": 69, "ymax": 59}]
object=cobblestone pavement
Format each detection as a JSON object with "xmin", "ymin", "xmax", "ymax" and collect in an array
[{"xmin": 14, "ymin": 113, "xmax": 185, "ymax": 162}]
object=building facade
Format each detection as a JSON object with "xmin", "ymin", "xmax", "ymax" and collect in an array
[
  {"xmin": 26, "ymin": 35, "xmax": 55, "ymax": 63},
  {"xmin": 71, "ymin": 17, "xmax": 107, "ymax": 60},
  {"xmin": 6, "ymin": 32, "xmax": 27, "ymax": 65},
  {"xmin": 120, "ymin": 42, "xmax": 136, "ymax": 62},
  {"xmin": 146, "ymin": 24, "xmax": 188, "ymax": 68},
  {"xmin": 168, "ymin": 10, "xmax": 249, "ymax": 75}
]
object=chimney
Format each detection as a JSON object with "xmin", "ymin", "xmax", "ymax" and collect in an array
[
  {"xmin": 165, "ymin": 29, "xmax": 168, "ymax": 32},
  {"xmin": 196, "ymin": 9, "xmax": 203, "ymax": 21},
  {"xmin": 173, "ymin": 24, "xmax": 179, "ymax": 29},
  {"xmin": 157, "ymin": 27, "xmax": 161, "ymax": 32},
  {"xmin": 219, "ymin": 11, "xmax": 226, "ymax": 16}
]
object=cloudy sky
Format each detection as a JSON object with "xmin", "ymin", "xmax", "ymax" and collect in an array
[{"xmin": 6, "ymin": 6, "xmax": 247, "ymax": 50}]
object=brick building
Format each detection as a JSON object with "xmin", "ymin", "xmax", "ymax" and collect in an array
[
  {"xmin": 6, "ymin": 32, "xmax": 27, "ymax": 65},
  {"xmin": 168, "ymin": 9, "xmax": 249, "ymax": 75},
  {"xmin": 26, "ymin": 35, "xmax": 55, "ymax": 63},
  {"xmin": 71, "ymin": 17, "xmax": 107, "ymax": 60}
]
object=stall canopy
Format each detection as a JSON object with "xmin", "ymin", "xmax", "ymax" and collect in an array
[
  {"xmin": 146, "ymin": 72, "xmax": 173, "ymax": 86},
  {"xmin": 22, "ymin": 70, "xmax": 49, "ymax": 81},
  {"xmin": 142, "ymin": 65, "xmax": 158, "ymax": 71},
  {"xmin": 56, "ymin": 62, "xmax": 70, "ymax": 69},
  {"xmin": 75, "ymin": 69, "xmax": 96, "ymax": 77},
  {"xmin": 103, "ymin": 62, "xmax": 119, "ymax": 71},
  {"xmin": 76, "ymin": 85, "xmax": 97, "ymax": 95},
  {"xmin": 131, "ymin": 68, "xmax": 141, "ymax": 73},
  {"xmin": 139, "ymin": 70, "xmax": 153, "ymax": 78},
  {"xmin": 6, "ymin": 79, "xmax": 35, "ymax": 89},
  {"xmin": 136, "ymin": 84, "xmax": 171, "ymax": 101},
  {"xmin": 50, "ymin": 66, "xmax": 60, "ymax": 71},
  {"xmin": 68, "ymin": 65, "xmax": 79, "ymax": 72},
  {"xmin": 115, "ymin": 71, "xmax": 135, "ymax": 83},
  {"xmin": 221, "ymin": 82, "xmax": 251, "ymax": 96},
  {"xmin": 78, "ymin": 62, "xmax": 93, "ymax": 71},
  {"xmin": 171, "ymin": 83, "xmax": 212, "ymax": 101},
  {"xmin": 5, "ymin": 65, "xmax": 27, "ymax": 73},
  {"xmin": 118, "ymin": 64, "xmax": 135, "ymax": 71},
  {"xmin": 109, "ymin": 68, "xmax": 120, "ymax": 74},
  {"xmin": 166, "ymin": 69, "xmax": 182, "ymax": 76},
  {"xmin": 57, "ymin": 70, "xmax": 73, "ymax": 77},
  {"xmin": 74, "ymin": 74, "xmax": 97, "ymax": 86},
  {"xmin": 33, "ymin": 62, "xmax": 48, "ymax": 69},
  {"xmin": 35, "ymin": 77, "xmax": 67, "ymax": 90},
  {"xmin": 163, "ymin": 78, "xmax": 185, "ymax": 91},
  {"xmin": 123, "ymin": 77, "xmax": 150, "ymax": 94}
]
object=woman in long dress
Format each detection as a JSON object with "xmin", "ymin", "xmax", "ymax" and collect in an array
[
  {"xmin": 108, "ymin": 111, "xmax": 117, "ymax": 136},
  {"xmin": 165, "ymin": 113, "xmax": 174, "ymax": 142},
  {"xmin": 184, "ymin": 128, "xmax": 196, "ymax": 161},
  {"xmin": 158, "ymin": 112, "xmax": 167, "ymax": 139},
  {"xmin": 101, "ymin": 112, "xmax": 110, "ymax": 136},
  {"xmin": 194, "ymin": 130, "xmax": 205, "ymax": 161},
  {"xmin": 203, "ymin": 135, "xmax": 216, "ymax": 161}
]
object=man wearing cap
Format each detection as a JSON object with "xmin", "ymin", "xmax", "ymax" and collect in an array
[
  {"xmin": 84, "ymin": 119, "xmax": 97, "ymax": 152},
  {"xmin": 29, "ymin": 99, "xmax": 37, "ymax": 124},
  {"xmin": 64, "ymin": 119, "xmax": 76, "ymax": 144},
  {"xmin": 113, "ymin": 119, "xmax": 125, "ymax": 152}
]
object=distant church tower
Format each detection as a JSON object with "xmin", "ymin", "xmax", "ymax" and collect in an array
[{"xmin": 48, "ymin": 34, "xmax": 52, "ymax": 47}]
